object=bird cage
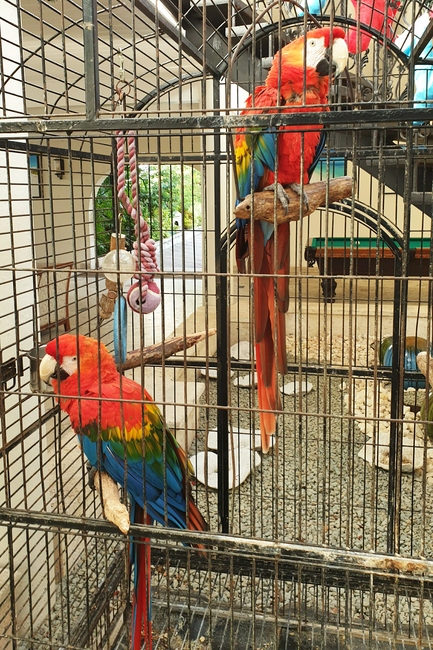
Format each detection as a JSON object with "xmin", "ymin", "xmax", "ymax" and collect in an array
[{"xmin": 1, "ymin": 0, "xmax": 433, "ymax": 648}]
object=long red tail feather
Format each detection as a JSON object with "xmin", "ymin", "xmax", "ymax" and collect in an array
[
  {"xmin": 256, "ymin": 341, "xmax": 281, "ymax": 453},
  {"xmin": 132, "ymin": 507, "xmax": 152, "ymax": 650}
]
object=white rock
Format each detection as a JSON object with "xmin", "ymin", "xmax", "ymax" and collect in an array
[
  {"xmin": 230, "ymin": 341, "xmax": 251, "ymax": 360},
  {"xmin": 403, "ymin": 428, "xmax": 416, "ymax": 444},
  {"xmin": 200, "ymin": 368, "xmax": 234, "ymax": 380},
  {"xmin": 190, "ymin": 448, "xmax": 261, "ymax": 490},
  {"xmin": 207, "ymin": 427, "xmax": 273, "ymax": 451},
  {"xmin": 358, "ymin": 433, "xmax": 424, "ymax": 472},
  {"xmin": 190, "ymin": 451, "xmax": 218, "ymax": 488},
  {"xmin": 401, "ymin": 439, "xmax": 425, "ymax": 472},
  {"xmin": 280, "ymin": 381, "xmax": 313, "ymax": 396},
  {"xmin": 233, "ymin": 372, "xmax": 257, "ymax": 388},
  {"xmin": 358, "ymin": 433, "xmax": 390, "ymax": 470}
]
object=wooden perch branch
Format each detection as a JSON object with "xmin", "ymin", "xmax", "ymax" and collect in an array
[
  {"xmin": 93, "ymin": 470, "xmax": 130, "ymax": 534},
  {"xmin": 120, "ymin": 328, "xmax": 216, "ymax": 371},
  {"xmin": 417, "ymin": 351, "xmax": 433, "ymax": 391},
  {"xmin": 233, "ymin": 176, "xmax": 352, "ymax": 224}
]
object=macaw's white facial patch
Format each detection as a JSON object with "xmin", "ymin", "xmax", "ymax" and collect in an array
[{"xmin": 305, "ymin": 36, "xmax": 327, "ymax": 69}]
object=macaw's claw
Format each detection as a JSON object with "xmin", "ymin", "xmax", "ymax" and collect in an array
[
  {"xmin": 288, "ymin": 183, "xmax": 310, "ymax": 212},
  {"xmin": 86, "ymin": 462, "xmax": 97, "ymax": 490},
  {"xmin": 263, "ymin": 182, "xmax": 290, "ymax": 214}
]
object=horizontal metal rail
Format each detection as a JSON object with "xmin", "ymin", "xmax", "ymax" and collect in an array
[
  {"xmin": 0, "ymin": 107, "xmax": 432, "ymax": 133},
  {"xmin": 162, "ymin": 356, "xmax": 422, "ymax": 382},
  {"xmin": 1, "ymin": 506, "xmax": 433, "ymax": 590}
]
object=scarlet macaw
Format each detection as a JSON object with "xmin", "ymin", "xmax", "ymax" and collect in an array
[
  {"xmin": 234, "ymin": 27, "xmax": 348, "ymax": 452},
  {"xmin": 39, "ymin": 334, "xmax": 208, "ymax": 650}
]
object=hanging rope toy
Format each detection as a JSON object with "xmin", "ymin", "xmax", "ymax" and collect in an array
[{"xmin": 116, "ymin": 130, "xmax": 161, "ymax": 314}]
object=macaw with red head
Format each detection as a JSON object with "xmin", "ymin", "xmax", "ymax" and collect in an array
[
  {"xmin": 40, "ymin": 334, "xmax": 207, "ymax": 649},
  {"xmin": 234, "ymin": 27, "xmax": 348, "ymax": 452}
]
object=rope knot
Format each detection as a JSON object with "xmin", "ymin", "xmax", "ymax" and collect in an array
[{"xmin": 116, "ymin": 131, "xmax": 160, "ymax": 314}]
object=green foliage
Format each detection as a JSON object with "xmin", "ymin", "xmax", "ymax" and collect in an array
[
  {"xmin": 95, "ymin": 165, "xmax": 202, "ymax": 256},
  {"xmin": 182, "ymin": 209, "xmax": 194, "ymax": 230},
  {"xmin": 94, "ymin": 176, "xmax": 116, "ymax": 256}
]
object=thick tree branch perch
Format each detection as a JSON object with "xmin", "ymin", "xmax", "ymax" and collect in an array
[
  {"xmin": 93, "ymin": 470, "xmax": 130, "ymax": 534},
  {"xmin": 120, "ymin": 329, "xmax": 216, "ymax": 371},
  {"xmin": 233, "ymin": 176, "xmax": 352, "ymax": 223}
]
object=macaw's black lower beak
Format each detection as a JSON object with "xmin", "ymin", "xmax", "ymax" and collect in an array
[
  {"xmin": 315, "ymin": 54, "xmax": 333, "ymax": 78},
  {"xmin": 52, "ymin": 365, "xmax": 70, "ymax": 381}
]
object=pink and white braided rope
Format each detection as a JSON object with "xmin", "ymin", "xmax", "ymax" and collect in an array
[{"xmin": 116, "ymin": 131, "xmax": 161, "ymax": 314}]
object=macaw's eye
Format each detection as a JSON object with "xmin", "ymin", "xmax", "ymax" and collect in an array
[
  {"xmin": 72, "ymin": 357, "xmax": 77, "ymax": 362},
  {"xmin": 310, "ymin": 40, "xmax": 317, "ymax": 47}
]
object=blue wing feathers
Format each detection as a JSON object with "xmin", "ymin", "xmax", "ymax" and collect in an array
[{"xmin": 79, "ymin": 435, "xmax": 188, "ymax": 530}]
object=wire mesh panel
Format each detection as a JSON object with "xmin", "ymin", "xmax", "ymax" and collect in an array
[{"xmin": 1, "ymin": 0, "xmax": 433, "ymax": 648}]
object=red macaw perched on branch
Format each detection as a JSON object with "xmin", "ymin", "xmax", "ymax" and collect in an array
[
  {"xmin": 39, "ymin": 334, "xmax": 208, "ymax": 650},
  {"xmin": 234, "ymin": 27, "xmax": 348, "ymax": 453}
]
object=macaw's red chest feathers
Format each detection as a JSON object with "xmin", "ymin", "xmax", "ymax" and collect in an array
[{"xmin": 266, "ymin": 64, "xmax": 330, "ymax": 105}]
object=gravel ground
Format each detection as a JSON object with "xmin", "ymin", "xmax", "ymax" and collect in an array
[
  {"xmin": 188, "ymin": 333, "xmax": 433, "ymax": 635},
  {"xmin": 193, "ymin": 335, "xmax": 433, "ymax": 553},
  {"xmin": 17, "ymin": 537, "xmax": 124, "ymax": 650}
]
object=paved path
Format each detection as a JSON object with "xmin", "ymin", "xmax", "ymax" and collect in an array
[{"xmin": 156, "ymin": 229, "xmax": 202, "ymax": 273}]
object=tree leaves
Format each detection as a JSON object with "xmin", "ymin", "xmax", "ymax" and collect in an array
[{"xmin": 95, "ymin": 165, "xmax": 202, "ymax": 256}]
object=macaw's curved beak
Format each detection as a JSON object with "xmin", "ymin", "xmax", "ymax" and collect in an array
[
  {"xmin": 331, "ymin": 37, "xmax": 349, "ymax": 77},
  {"xmin": 39, "ymin": 354, "xmax": 57, "ymax": 384}
]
